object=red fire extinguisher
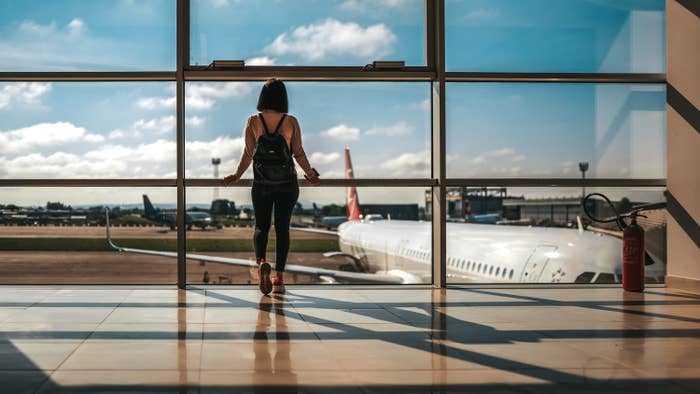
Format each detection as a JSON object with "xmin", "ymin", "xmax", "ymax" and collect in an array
[
  {"xmin": 583, "ymin": 193, "xmax": 666, "ymax": 292},
  {"xmin": 622, "ymin": 212, "xmax": 645, "ymax": 292}
]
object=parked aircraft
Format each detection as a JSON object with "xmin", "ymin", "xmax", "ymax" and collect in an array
[
  {"xmin": 142, "ymin": 195, "xmax": 212, "ymax": 231},
  {"xmin": 105, "ymin": 150, "xmax": 664, "ymax": 284}
]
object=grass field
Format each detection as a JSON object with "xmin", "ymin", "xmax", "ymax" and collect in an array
[{"xmin": 0, "ymin": 238, "xmax": 338, "ymax": 252}]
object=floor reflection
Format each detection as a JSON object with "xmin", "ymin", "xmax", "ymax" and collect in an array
[
  {"xmin": 253, "ymin": 295, "xmax": 297, "ymax": 393},
  {"xmin": 0, "ymin": 287, "xmax": 697, "ymax": 393}
]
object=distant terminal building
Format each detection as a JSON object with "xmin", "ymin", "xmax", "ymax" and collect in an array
[
  {"xmin": 503, "ymin": 197, "xmax": 583, "ymax": 226},
  {"xmin": 426, "ymin": 187, "xmax": 593, "ymax": 226},
  {"xmin": 425, "ymin": 188, "xmax": 509, "ymax": 220}
]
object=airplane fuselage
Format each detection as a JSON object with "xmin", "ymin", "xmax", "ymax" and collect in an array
[{"xmin": 338, "ymin": 220, "xmax": 631, "ymax": 284}]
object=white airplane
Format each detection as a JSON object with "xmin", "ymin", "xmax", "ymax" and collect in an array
[{"xmin": 105, "ymin": 148, "xmax": 663, "ymax": 285}]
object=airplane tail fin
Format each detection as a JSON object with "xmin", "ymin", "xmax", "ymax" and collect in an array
[
  {"xmin": 143, "ymin": 194, "xmax": 156, "ymax": 218},
  {"xmin": 344, "ymin": 147, "xmax": 362, "ymax": 221}
]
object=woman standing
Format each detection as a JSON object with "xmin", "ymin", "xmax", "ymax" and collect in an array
[{"xmin": 223, "ymin": 79, "xmax": 320, "ymax": 295}]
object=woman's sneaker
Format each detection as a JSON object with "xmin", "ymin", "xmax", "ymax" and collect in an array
[
  {"xmin": 272, "ymin": 277, "xmax": 285, "ymax": 294},
  {"xmin": 258, "ymin": 259, "xmax": 272, "ymax": 295}
]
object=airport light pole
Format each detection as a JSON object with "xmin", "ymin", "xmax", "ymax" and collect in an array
[
  {"xmin": 579, "ymin": 162, "xmax": 589, "ymax": 212},
  {"xmin": 212, "ymin": 158, "xmax": 221, "ymax": 201}
]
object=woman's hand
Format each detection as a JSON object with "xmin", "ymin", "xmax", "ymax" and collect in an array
[
  {"xmin": 305, "ymin": 172, "xmax": 321, "ymax": 187},
  {"xmin": 222, "ymin": 173, "xmax": 240, "ymax": 186}
]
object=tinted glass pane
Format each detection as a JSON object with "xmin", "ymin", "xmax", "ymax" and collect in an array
[
  {"xmin": 185, "ymin": 82, "xmax": 431, "ymax": 179},
  {"xmin": 0, "ymin": 0, "xmax": 175, "ymax": 71},
  {"xmin": 446, "ymin": 0, "xmax": 665, "ymax": 72},
  {"xmin": 187, "ymin": 187, "xmax": 431, "ymax": 285},
  {"xmin": 190, "ymin": 0, "xmax": 426, "ymax": 66},
  {"xmin": 0, "ymin": 82, "xmax": 176, "ymax": 179},
  {"xmin": 443, "ymin": 186, "xmax": 666, "ymax": 284},
  {"xmin": 446, "ymin": 83, "xmax": 666, "ymax": 178},
  {"xmin": 0, "ymin": 187, "xmax": 176, "ymax": 284}
]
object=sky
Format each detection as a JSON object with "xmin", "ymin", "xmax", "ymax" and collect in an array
[{"xmin": 0, "ymin": 0, "xmax": 666, "ymax": 206}]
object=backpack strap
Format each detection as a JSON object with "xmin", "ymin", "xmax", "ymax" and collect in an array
[
  {"xmin": 273, "ymin": 114, "xmax": 287, "ymax": 134},
  {"xmin": 258, "ymin": 113, "xmax": 287, "ymax": 135},
  {"xmin": 258, "ymin": 113, "xmax": 270, "ymax": 134}
]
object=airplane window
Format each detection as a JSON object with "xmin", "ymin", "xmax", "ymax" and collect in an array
[
  {"xmin": 489, "ymin": 266, "xmax": 493, "ymax": 275},
  {"xmin": 495, "ymin": 267, "xmax": 500, "ymax": 276},
  {"xmin": 509, "ymin": 269, "xmax": 514, "ymax": 279}
]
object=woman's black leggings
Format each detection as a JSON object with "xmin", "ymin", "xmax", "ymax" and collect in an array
[{"xmin": 251, "ymin": 182, "xmax": 299, "ymax": 272}]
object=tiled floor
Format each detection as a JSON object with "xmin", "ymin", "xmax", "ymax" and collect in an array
[{"xmin": 0, "ymin": 286, "xmax": 698, "ymax": 393}]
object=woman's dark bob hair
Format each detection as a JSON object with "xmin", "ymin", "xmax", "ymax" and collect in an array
[{"xmin": 256, "ymin": 78, "xmax": 288, "ymax": 113}]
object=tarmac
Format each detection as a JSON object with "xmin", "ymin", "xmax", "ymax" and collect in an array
[
  {"xmin": 0, "ymin": 225, "xmax": 335, "ymax": 239},
  {"xmin": 0, "ymin": 225, "xmax": 339, "ymax": 285}
]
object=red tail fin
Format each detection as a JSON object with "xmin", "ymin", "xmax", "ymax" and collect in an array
[{"xmin": 344, "ymin": 147, "xmax": 362, "ymax": 221}]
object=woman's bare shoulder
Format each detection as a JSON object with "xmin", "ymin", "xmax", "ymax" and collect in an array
[{"xmin": 286, "ymin": 114, "xmax": 300, "ymax": 127}]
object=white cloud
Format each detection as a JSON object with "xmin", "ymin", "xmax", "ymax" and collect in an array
[
  {"xmin": 67, "ymin": 18, "xmax": 85, "ymax": 36},
  {"xmin": 408, "ymin": 99, "xmax": 430, "ymax": 112},
  {"xmin": 186, "ymin": 116, "xmax": 205, "ymax": 127},
  {"xmin": 365, "ymin": 121, "xmax": 414, "ymax": 136},
  {"xmin": 561, "ymin": 161, "xmax": 576, "ymax": 175},
  {"xmin": 381, "ymin": 150, "xmax": 430, "ymax": 176},
  {"xmin": 0, "ymin": 19, "xmax": 124, "ymax": 70},
  {"xmin": 0, "ymin": 122, "xmax": 102, "ymax": 154},
  {"xmin": 0, "ymin": 82, "xmax": 52, "ymax": 109},
  {"xmin": 320, "ymin": 124, "xmax": 360, "ymax": 141},
  {"xmin": 246, "ymin": 56, "xmax": 276, "ymax": 66},
  {"xmin": 308, "ymin": 152, "xmax": 341, "ymax": 165},
  {"xmin": 187, "ymin": 82, "xmax": 253, "ymax": 110},
  {"xmin": 264, "ymin": 18, "xmax": 396, "ymax": 61},
  {"xmin": 470, "ymin": 148, "xmax": 517, "ymax": 164},
  {"xmin": 108, "ymin": 116, "xmax": 175, "ymax": 139},
  {"xmin": 83, "ymin": 134, "xmax": 105, "ymax": 143},
  {"xmin": 134, "ymin": 116, "xmax": 175, "ymax": 133},
  {"xmin": 137, "ymin": 83, "xmax": 252, "ymax": 112},
  {"xmin": 136, "ymin": 96, "xmax": 176, "ymax": 110}
]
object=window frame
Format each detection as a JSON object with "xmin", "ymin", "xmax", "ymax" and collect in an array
[{"xmin": 0, "ymin": 0, "xmax": 666, "ymax": 288}]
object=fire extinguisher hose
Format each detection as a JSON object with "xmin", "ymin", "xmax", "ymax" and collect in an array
[{"xmin": 582, "ymin": 193, "xmax": 667, "ymax": 231}]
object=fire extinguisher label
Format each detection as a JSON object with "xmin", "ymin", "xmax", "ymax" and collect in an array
[{"xmin": 623, "ymin": 239, "xmax": 641, "ymax": 263}]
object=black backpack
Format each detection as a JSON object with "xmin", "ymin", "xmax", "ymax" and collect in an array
[{"xmin": 252, "ymin": 113, "xmax": 295, "ymax": 185}]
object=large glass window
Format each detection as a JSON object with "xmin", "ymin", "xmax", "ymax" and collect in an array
[
  {"xmin": 444, "ymin": 186, "xmax": 667, "ymax": 284},
  {"xmin": 445, "ymin": 0, "xmax": 665, "ymax": 73},
  {"xmin": 185, "ymin": 82, "xmax": 431, "ymax": 179},
  {"xmin": 190, "ymin": 0, "xmax": 427, "ymax": 66},
  {"xmin": 446, "ymin": 83, "xmax": 666, "ymax": 179},
  {"xmin": 186, "ymin": 187, "xmax": 431, "ymax": 285},
  {"xmin": 1, "ymin": 2, "xmax": 667, "ymax": 287},
  {"xmin": 0, "ymin": 187, "xmax": 177, "ymax": 284},
  {"xmin": 0, "ymin": 0, "xmax": 175, "ymax": 71},
  {"xmin": 0, "ymin": 83, "xmax": 176, "ymax": 179}
]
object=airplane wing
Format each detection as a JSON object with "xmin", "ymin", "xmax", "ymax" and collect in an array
[
  {"xmin": 291, "ymin": 227, "xmax": 338, "ymax": 236},
  {"xmin": 105, "ymin": 209, "xmax": 403, "ymax": 284}
]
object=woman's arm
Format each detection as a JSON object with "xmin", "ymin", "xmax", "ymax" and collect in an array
[
  {"xmin": 234, "ymin": 117, "xmax": 256, "ymax": 177},
  {"xmin": 223, "ymin": 117, "xmax": 255, "ymax": 185},
  {"xmin": 289, "ymin": 117, "xmax": 315, "ymax": 178}
]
